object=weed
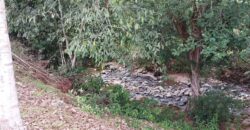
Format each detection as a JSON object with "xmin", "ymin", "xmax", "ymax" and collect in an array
[
  {"xmin": 74, "ymin": 76, "xmax": 105, "ymax": 95},
  {"xmin": 75, "ymin": 80, "xmax": 233, "ymax": 130},
  {"xmin": 65, "ymin": 67, "xmax": 87, "ymax": 77},
  {"xmin": 189, "ymin": 90, "xmax": 243, "ymax": 124}
]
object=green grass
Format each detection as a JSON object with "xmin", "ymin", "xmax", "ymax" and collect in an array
[
  {"xmin": 71, "ymin": 83, "xmax": 217, "ymax": 130},
  {"xmin": 18, "ymin": 75, "xmax": 58, "ymax": 95},
  {"xmin": 33, "ymin": 80, "xmax": 57, "ymax": 93},
  {"xmin": 72, "ymin": 77, "xmax": 224, "ymax": 130}
]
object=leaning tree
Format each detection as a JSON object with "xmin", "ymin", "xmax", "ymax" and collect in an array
[{"xmin": 0, "ymin": 0, "xmax": 24, "ymax": 129}]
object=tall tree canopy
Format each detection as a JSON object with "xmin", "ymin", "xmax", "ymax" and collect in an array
[{"xmin": 6, "ymin": 0, "xmax": 250, "ymax": 96}]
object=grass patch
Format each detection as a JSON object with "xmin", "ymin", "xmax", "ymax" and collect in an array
[
  {"xmin": 17, "ymin": 74, "xmax": 59, "ymax": 96},
  {"xmin": 33, "ymin": 80, "xmax": 57, "ymax": 93}
]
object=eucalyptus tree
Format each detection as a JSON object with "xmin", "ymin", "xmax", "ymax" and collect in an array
[
  {"xmin": 114, "ymin": 0, "xmax": 250, "ymax": 96},
  {"xmin": 0, "ymin": 0, "xmax": 24, "ymax": 129},
  {"xmin": 6, "ymin": 0, "xmax": 250, "ymax": 96},
  {"xmin": 64, "ymin": 0, "xmax": 250, "ymax": 96}
]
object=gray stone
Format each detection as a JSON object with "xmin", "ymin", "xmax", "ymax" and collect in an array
[
  {"xmin": 133, "ymin": 94, "xmax": 144, "ymax": 100},
  {"xmin": 155, "ymin": 94, "xmax": 164, "ymax": 98},
  {"xmin": 175, "ymin": 97, "xmax": 181, "ymax": 101},
  {"xmin": 113, "ymin": 80, "xmax": 122, "ymax": 84},
  {"xmin": 139, "ymin": 86, "xmax": 147, "ymax": 92},
  {"xmin": 242, "ymin": 118, "xmax": 250, "ymax": 127},
  {"xmin": 151, "ymin": 89, "xmax": 160, "ymax": 94},
  {"xmin": 173, "ymin": 90, "xmax": 180, "ymax": 96},
  {"xmin": 157, "ymin": 86, "xmax": 164, "ymax": 91},
  {"xmin": 184, "ymin": 89, "xmax": 192, "ymax": 96},
  {"xmin": 100, "ymin": 62, "xmax": 250, "ymax": 108},
  {"xmin": 200, "ymin": 87, "xmax": 208, "ymax": 93},
  {"xmin": 202, "ymin": 83, "xmax": 212, "ymax": 88},
  {"xmin": 243, "ymin": 108, "xmax": 250, "ymax": 116},
  {"xmin": 180, "ymin": 96, "xmax": 188, "ymax": 103},
  {"xmin": 165, "ymin": 92, "xmax": 172, "ymax": 98}
]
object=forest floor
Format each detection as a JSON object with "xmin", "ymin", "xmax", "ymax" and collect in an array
[{"xmin": 15, "ymin": 69, "xmax": 132, "ymax": 130}]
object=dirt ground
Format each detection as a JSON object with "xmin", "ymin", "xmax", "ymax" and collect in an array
[{"xmin": 16, "ymin": 77, "xmax": 131, "ymax": 130}]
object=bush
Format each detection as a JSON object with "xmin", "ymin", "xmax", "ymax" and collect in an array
[
  {"xmin": 108, "ymin": 85, "xmax": 131, "ymax": 107},
  {"xmin": 65, "ymin": 67, "xmax": 87, "ymax": 77},
  {"xmin": 74, "ymin": 76, "xmax": 105, "ymax": 94},
  {"xmin": 160, "ymin": 118, "xmax": 219, "ymax": 130},
  {"xmin": 189, "ymin": 90, "xmax": 242, "ymax": 124},
  {"xmin": 157, "ymin": 107, "xmax": 184, "ymax": 122},
  {"xmin": 75, "ymin": 84, "xmax": 224, "ymax": 129},
  {"xmin": 76, "ymin": 95, "xmax": 106, "ymax": 115}
]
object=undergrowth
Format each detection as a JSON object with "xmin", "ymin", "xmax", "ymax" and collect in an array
[
  {"xmin": 189, "ymin": 90, "xmax": 243, "ymax": 124},
  {"xmin": 72, "ymin": 76, "xmax": 233, "ymax": 130}
]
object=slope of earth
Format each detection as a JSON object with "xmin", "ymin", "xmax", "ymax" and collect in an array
[
  {"xmin": 16, "ymin": 70, "xmax": 131, "ymax": 130},
  {"xmin": 15, "ymin": 70, "xmax": 131, "ymax": 130},
  {"xmin": 11, "ymin": 40, "xmax": 132, "ymax": 130}
]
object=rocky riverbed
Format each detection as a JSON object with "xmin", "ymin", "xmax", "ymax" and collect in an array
[{"xmin": 100, "ymin": 62, "xmax": 250, "ymax": 108}]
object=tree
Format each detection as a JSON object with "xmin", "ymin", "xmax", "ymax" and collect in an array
[
  {"xmin": 166, "ymin": 0, "xmax": 250, "ymax": 96},
  {"xmin": 112, "ymin": 0, "xmax": 250, "ymax": 96},
  {"xmin": 0, "ymin": 0, "xmax": 24, "ymax": 129},
  {"xmin": 6, "ymin": 0, "xmax": 250, "ymax": 96}
]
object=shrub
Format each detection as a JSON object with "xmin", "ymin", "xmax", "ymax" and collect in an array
[
  {"xmin": 76, "ymin": 95, "xmax": 107, "ymax": 115},
  {"xmin": 76, "ymin": 84, "xmax": 223, "ymax": 129},
  {"xmin": 108, "ymin": 85, "xmax": 131, "ymax": 107},
  {"xmin": 156, "ymin": 108, "xmax": 184, "ymax": 122},
  {"xmin": 189, "ymin": 90, "xmax": 242, "ymax": 124},
  {"xmin": 160, "ymin": 118, "xmax": 219, "ymax": 130},
  {"xmin": 123, "ymin": 100, "xmax": 157, "ymax": 121},
  {"xmin": 74, "ymin": 76, "xmax": 105, "ymax": 94},
  {"xmin": 65, "ymin": 67, "xmax": 87, "ymax": 77}
]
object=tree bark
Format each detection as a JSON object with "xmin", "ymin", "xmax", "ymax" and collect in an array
[
  {"xmin": 104, "ymin": 0, "xmax": 109, "ymax": 9},
  {"xmin": 189, "ymin": 47, "xmax": 202, "ymax": 96},
  {"xmin": 188, "ymin": 1, "xmax": 204, "ymax": 96},
  {"xmin": 171, "ymin": 1, "xmax": 204, "ymax": 97},
  {"xmin": 0, "ymin": 0, "xmax": 24, "ymax": 129}
]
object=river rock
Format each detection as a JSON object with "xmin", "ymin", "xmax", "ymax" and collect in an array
[
  {"xmin": 178, "ymin": 96, "xmax": 188, "ymax": 106},
  {"xmin": 242, "ymin": 118, "xmax": 250, "ymax": 128},
  {"xmin": 100, "ymin": 62, "xmax": 250, "ymax": 108},
  {"xmin": 242, "ymin": 108, "xmax": 250, "ymax": 116}
]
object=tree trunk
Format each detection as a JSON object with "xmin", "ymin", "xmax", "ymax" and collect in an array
[
  {"xmin": 189, "ymin": 47, "xmax": 202, "ymax": 96},
  {"xmin": 171, "ymin": 1, "xmax": 218, "ymax": 97},
  {"xmin": 189, "ymin": 1, "xmax": 203, "ymax": 97},
  {"xmin": 104, "ymin": 0, "xmax": 109, "ymax": 9},
  {"xmin": 0, "ymin": 0, "xmax": 24, "ymax": 129}
]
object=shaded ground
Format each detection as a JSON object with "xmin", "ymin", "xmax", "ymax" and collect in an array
[{"xmin": 220, "ymin": 67, "xmax": 250, "ymax": 86}]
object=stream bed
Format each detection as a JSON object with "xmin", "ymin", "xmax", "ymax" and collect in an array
[{"xmin": 100, "ymin": 63, "xmax": 250, "ymax": 108}]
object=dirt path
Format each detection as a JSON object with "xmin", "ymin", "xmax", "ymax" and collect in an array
[{"xmin": 16, "ymin": 80, "xmax": 131, "ymax": 130}]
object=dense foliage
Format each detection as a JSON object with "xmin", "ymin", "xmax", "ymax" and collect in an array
[
  {"xmin": 6, "ymin": 0, "xmax": 249, "ymax": 129},
  {"xmin": 7, "ymin": 0, "xmax": 250, "ymax": 67},
  {"xmin": 189, "ymin": 91, "xmax": 242, "ymax": 123},
  {"xmin": 74, "ymin": 76, "xmax": 105, "ymax": 94},
  {"xmin": 6, "ymin": 0, "xmax": 250, "ymax": 96}
]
